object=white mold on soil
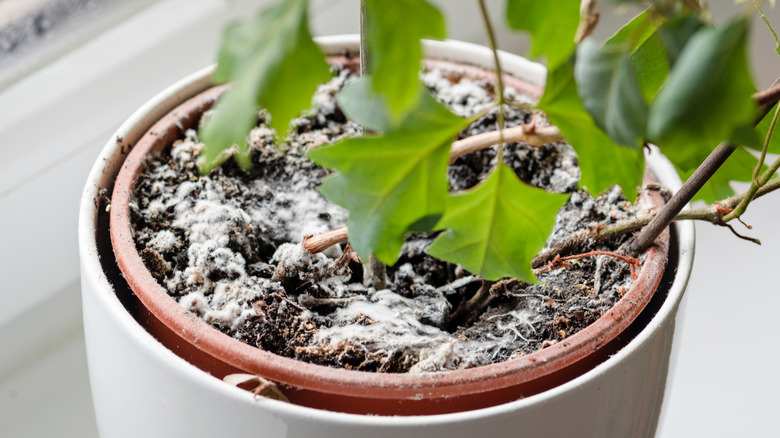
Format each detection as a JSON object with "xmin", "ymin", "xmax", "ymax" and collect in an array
[{"xmin": 131, "ymin": 63, "xmax": 638, "ymax": 373}]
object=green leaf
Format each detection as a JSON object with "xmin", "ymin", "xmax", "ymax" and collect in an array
[
  {"xmin": 680, "ymin": 146, "xmax": 764, "ymax": 204},
  {"xmin": 605, "ymin": 8, "xmax": 658, "ymax": 49},
  {"xmin": 657, "ymin": 15, "xmax": 706, "ymax": 66},
  {"xmin": 538, "ymin": 59, "xmax": 645, "ymax": 201},
  {"xmin": 506, "ymin": 0, "xmax": 580, "ymax": 68},
  {"xmin": 605, "ymin": 9, "xmax": 669, "ymax": 102},
  {"xmin": 308, "ymin": 90, "xmax": 469, "ymax": 264},
  {"xmin": 428, "ymin": 164, "xmax": 569, "ymax": 282},
  {"xmin": 575, "ymin": 38, "xmax": 648, "ymax": 148},
  {"xmin": 337, "ymin": 77, "xmax": 391, "ymax": 132},
  {"xmin": 199, "ymin": 0, "xmax": 330, "ymax": 173},
  {"xmin": 629, "ymin": 31, "xmax": 669, "ymax": 102},
  {"xmin": 364, "ymin": 0, "xmax": 445, "ymax": 119},
  {"xmin": 648, "ymin": 17, "xmax": 757, "ymax": 170}
]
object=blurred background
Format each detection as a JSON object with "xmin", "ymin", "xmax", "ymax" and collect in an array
[{"xmin": 0, "ymin": 0, "xmax": 777, "ymax": 436}]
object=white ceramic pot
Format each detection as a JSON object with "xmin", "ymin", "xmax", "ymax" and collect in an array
[{"xmin": 79, "ymin": 35, "xmax": 694, "ymax": 438}]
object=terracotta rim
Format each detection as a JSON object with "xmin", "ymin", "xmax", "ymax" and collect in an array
[{"xmin": 109, "ymin": 58, "xmax": 669, "ymax": 404}]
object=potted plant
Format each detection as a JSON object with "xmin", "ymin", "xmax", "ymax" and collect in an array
[{"xmin": 79, "ymin": 0, "xmax": 779, "ymax": 436}]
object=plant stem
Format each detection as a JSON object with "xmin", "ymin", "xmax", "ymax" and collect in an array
[
  {"xmin": 477, "ymin": 0, "xmax": 506, "ymax": 163},
  {"xmin": 623, "ymin": 142, "xmax": 737, "ymax": 255},
  {"xmin": 754, "ymin": 81, "xmax": 780, "ymax": 109},
  {"xmin": 360, "ymin": 0, "xmax": 369, "ymax": 76},
  {"xmin": 753, "ymin": 101, "xmax": 778, "ymax": 182},
  {"xmin": 305, "ymin": 167, "xmax": 780, "ymax": 271},
  {"xmin": 358, "ymin": 0, "xmax": 386, "ymax": 290},
  {"xmin": 448, "ymin": 281, "xmax": 492, "ymax": 328},
  {"xmin": 625, "ymin": 79, "xmax": 780, "ymax": 256},
  {"xmin": 535, "ymin": 175, "xmax": 780, "ymax": 267},
  {"xmin": 723, "ymin": 101, "xmax": 780, "ymax": 222},
  {"xmin": 753, "ymin": 0, "xmax": 780, "ymax": 56}
]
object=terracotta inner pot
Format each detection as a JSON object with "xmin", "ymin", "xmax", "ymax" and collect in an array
[{"xmin": 109, "ymin": 57, "xmax": 670, "ymax": 416}]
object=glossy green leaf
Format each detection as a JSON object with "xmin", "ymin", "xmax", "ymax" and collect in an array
[
  {"xmin": 575, "ymin": 38, "xmax": 648, "ymax": 148},
  {"xmin": 605, "ymin": 9, "xmax": 669, "ymax": 102},
  {"xmin": 629, "ymin": 32, "xmax": 669, "ymax": 102},
  {"xmin": 657, "ymin": 15, "xmax": 706, "ymax": 66},
  {"xmin": 506, "ymin": 0, "xmax": 580, "ymax": 68},
  {"xmin": 538, "ymin": 59, "xmax": 645, "ymax": 201},
  {"xmin": 428, "ymin": 164, "xmax": 569, "ymax": 283},
  {"xmin": 199, "ymin": 0, "xmax": 330, "ymax": 173},
  {"xmin": 648, "ymin": 17, "xmax": 757, "ymax": 170},
  {"xmin": 337, "ymin": 77, "xmax": 391, "ymax": 132},
  {"xmin": 308, "ymin": 90, "xmax": 469, "ymax": 264},
  {"xmin": 364, "ymin": 0, "xmax": 445, "ymax": 119},
  {"xmin": 605, "ymin": 8, "xmax": 658, "ymax": 49}
]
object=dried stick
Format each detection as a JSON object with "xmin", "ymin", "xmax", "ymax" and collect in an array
[
  {"xmin": 449, "ymin": 121, "xmax": 563, "ymax": 164},
  {"xmin": 302, "ymin": 228, "xmax": 349, "ymax": 253}
]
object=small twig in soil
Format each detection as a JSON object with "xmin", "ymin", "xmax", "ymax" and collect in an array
[
  {"xmin": 330, "ymin": 243, "xmax": 361, "ymax": 276},
  {"xmin": 448, "ymin": 278, "xmax": 520, "ymax": 329},
  {"xmin": 435, "ymin": 275, "xmax": 481, "ymax": 294},
  {"xmin": 448, "ymin": 121, "xmax": 564, "ymax": 164},
  {"xmin": 531, "ymin": 230, "xmax": 591, "ymax": 269},
  {"xmin": 448, "ymin": 281, "xmax": 492, "ymax": 328},
  {"xmin": 535, "ymin": 251, "xmax": 640, "ymax": 280},
  {"xmin": 268, "ymin": 293, "xmax": 307, "ymax": 312},
  {"xmin": 302, "ymin": 227, "xmax": 349, "ymax": 254},
  {"xmin": 298, "ymin": 294, "xmax": 366, "ymax": 309},
  {"xmin": 363, "ymin": 255, "xmax": 387, "ymax": 290},
  {"xmin": 509, "ymin": 292, "xmax": 559, "ymax": 302}
]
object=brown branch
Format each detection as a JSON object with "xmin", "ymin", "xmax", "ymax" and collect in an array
[
  {"xmin": 302, "ymin": 227, "xmax": 348, "ymax": 253},
  {"xmin": 625, "ymin": 79, "xmax": 780, "ymax": 256},
  {"xmin": 449, "ymin": 121, "xmax": 564, "ymax": 164},
  {"xmin": 299, "ymin": 295, "xmax": 365, "ymax": 309},
  {"xmin": 535, "ymin": 177, "xmax": 780, "ymax": 266},
  {"xmin": 624, "ymin": 142, "xmax": 737, "ymax": 255},
  {"xmin": 753, "ymin": 81, "xmax": 780, "ymax": 110}
]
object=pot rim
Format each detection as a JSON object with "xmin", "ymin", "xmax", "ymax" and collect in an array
[{"xmin": 81, "ymin": 35, "xmax": 694, "ymax": 415}]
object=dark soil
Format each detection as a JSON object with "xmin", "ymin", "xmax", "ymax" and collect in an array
[{"xmin": 130, "ymin": 62, "xmax": 642, "ymax": 373}]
